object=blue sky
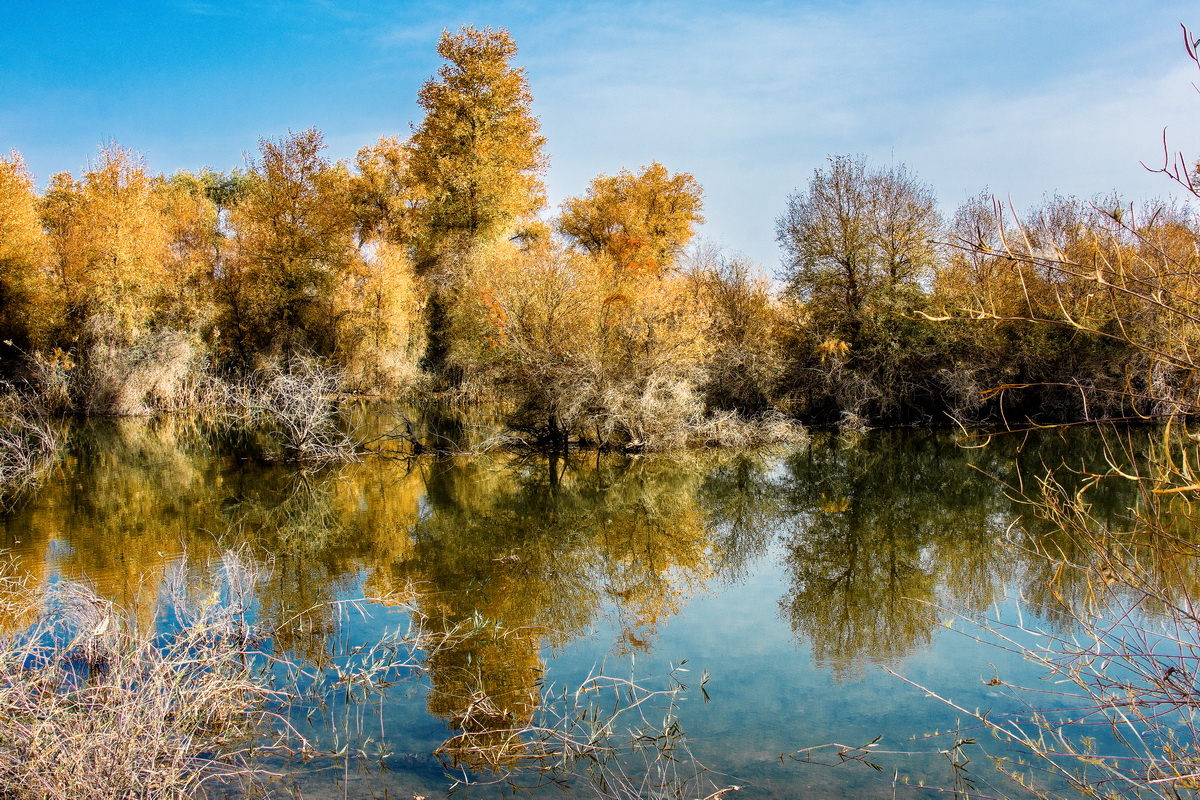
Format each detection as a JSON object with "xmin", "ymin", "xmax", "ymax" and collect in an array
[{"xmin": 3, "ymin": 0, "xmax": 1198, "ymax": 269}]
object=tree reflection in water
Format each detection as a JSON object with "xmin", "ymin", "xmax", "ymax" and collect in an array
[{"xmin": 0, "ymin": 417, "xmax": 1154, "ymax": 794}]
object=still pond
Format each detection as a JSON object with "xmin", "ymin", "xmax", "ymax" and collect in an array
[{"xmin": 0, "ymin": 413, "xmax": 1161, "ymax": 798}]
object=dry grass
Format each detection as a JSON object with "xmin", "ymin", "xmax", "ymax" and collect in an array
[
  {"xmin": 0, "ymin": 395, "xmax": 59, "ymax": 494},
  {"xmin": 433, "ymin": 657, "xmax": 738, "ymax": 800},
  {"xmin": 81, "ymin": 328, "xmax": 202, "ymax": 416},
  {"xmin": 0, "ymin": 551, "xmax": 289, "ymax": 800}
]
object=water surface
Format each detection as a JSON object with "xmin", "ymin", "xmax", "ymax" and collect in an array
[{"xmin": 0, "ymin": 415, "xmax": 1154, "ymax": 798}]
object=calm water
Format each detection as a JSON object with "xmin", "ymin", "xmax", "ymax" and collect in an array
[{"xmin": 0, "ymin": 413, "xmax": 1160, "ymax": 798}]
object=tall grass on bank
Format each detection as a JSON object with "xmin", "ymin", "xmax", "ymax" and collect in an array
[
  {"xmin": 0, "ymin": 395, "xmax": 59, "ymax": 493},
  {"xmin": 0, "ymin": 548, "xmax": 727, "ymax": 799},
  {"xmin": 0, "ymin": 551, "xmax": 290, "ymax": 799}
]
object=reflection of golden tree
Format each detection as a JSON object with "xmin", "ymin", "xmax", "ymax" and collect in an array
[
  {"xmin": 385, "ymin": 454, "xmax": 594, "ymax": 757},
  {"xmin": 368, "ymin": 451, "xmax": 724, "ymax": 769},
  {"xmin": 426, "ymin": 624, "xmax": 543, "ymax": 771},
  {"xmin": 0, "ymin": 417, "xmax": 432, "ymax": 659},
  {"xmin": 4, "ymin": 417, "xmax": 230, "ymax": 629},
  {"xmin": 589, "ymin": 458, "xmax": 715, "ymax": 651}
]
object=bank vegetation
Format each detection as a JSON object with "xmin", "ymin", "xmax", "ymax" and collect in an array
[{"xmin": 2, "ymin": 25, "xmax": 1197, "ymax": 462}]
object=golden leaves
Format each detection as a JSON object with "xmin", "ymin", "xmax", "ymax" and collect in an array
[{"xmin": 558, "ymin": 162, "xmax": 704, "ymax": 280}]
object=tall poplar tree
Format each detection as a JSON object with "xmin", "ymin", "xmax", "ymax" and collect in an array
[
  {"xmin": 407, "ymin": 26, "xmax": 548, "ymax": 374},
  {"xmin": 408, "ymin": 25, "xmax": 547, "ymax": 269}
]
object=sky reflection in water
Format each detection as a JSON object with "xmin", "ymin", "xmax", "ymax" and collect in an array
[{"xmin": 0, "ymin": 417, "xmax": 1156, "ymax": 798}]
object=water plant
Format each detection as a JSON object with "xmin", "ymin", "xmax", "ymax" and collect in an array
[{"xmin": 0, "ymin": 394, "xmax": 59, "ymax": 494}]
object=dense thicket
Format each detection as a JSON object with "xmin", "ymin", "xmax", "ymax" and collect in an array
[{"xmin": 1, "ymin": 25, "xmax": 1196, "ymax": 443}]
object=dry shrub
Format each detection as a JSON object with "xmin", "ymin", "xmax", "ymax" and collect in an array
[
  {"xmin": 595, "ymin": 374, "xmax": 705, "ymax": 451},
  {"xmin": 0, "ymin": 396, "xmax": 59, "ymax": 492},
  {"xmin": 459, "ymin": 241, "xmax": 715, "ymax": 450},
  {"xmin": 24, "ymin": 348, "xmax": 75, "ymax": 416},
  {"xmin": 232, "ymin": 354, "xmax": 358, "ymax": 462},
  {"xmin": 0, "ymin": 552, "xmax": 285, "ymax": 800},
  {"xmin": 693, "ymin": 409, "xmax": 808, "ymax": 448},
  {"xmin": 81, "ymin": 327, "xmax": 202, "ymax": 416}
]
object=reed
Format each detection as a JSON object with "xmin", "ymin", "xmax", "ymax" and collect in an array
[
  {"xmin": 0, "ymin": 395, "xmax": 59, "ymax": 493},
  {"xmin": 0, "ymin": 551, "xmax": 289, "ymax": 799}
]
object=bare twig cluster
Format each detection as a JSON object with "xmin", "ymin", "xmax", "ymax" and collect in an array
[
  {"xmin": 227, "ymin": 353, "xmax": 359, "ymax": 462},
  {"xmin": 0, "ymin": 393, "xmax": 59, "ymax": 494}
]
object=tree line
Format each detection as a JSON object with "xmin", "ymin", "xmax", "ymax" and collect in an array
[{"xmin": 1, "ymin": 24, "xmax": 1195, "ymax": 446}]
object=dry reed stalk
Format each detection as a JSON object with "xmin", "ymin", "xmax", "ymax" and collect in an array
[
  {"xmin": 0, "ymin": 396, "xmax": 59, "ymax": 494},
  {"xmin": 0, "ymin": 550, "xmax": 293, "ymax": 800}
]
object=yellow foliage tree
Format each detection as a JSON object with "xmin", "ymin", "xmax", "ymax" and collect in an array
[
  {"xmin": 41, "ymin": 144, "xmax": 178, "ymax": 342},
  {"xmin": 153, "ymin": 170, "xmax": 222, "ymax": 330},
  {"xmin": 407, "ymin": 26, "xmax": 547, "ymax": 270},
  {"xmin": 0, "ymin": 152, "xmax": 52, "ymax": 348},
  {"xmin": 351, "ymin": 135, "xmax": 421, "ymax": 247},
  {"xmin": 222, "ymin": 128, "xmax": 356, "ymax": 361},
  {"xmin": 459, "ymin": 239, "xmax": 710, "ymax": 448},
  {"xmin": 558, "ymin": 162, "xmax": 704, "ymax": 279},
  {"xmin": 332, "ymin": 240, "xmax": 425, "ymax": 391},
  {"xmin": 406, "ymin": 26, "xmax": 548, "ymax": 376}
]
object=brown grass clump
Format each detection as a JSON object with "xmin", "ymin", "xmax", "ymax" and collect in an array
[
  {"xmin": 0, "ymin": 396, "xmax": 59, "ymax": 493},
  {"xmin": 0, "ymin": 552, "xmax": 287, "ymax": 800}
]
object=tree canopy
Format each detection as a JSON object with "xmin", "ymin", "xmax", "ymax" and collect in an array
[
  {"xmin": 558, "ymin": 162, "xmax": 704, "ymax": 278},
  {"xmin": 776, "ymin": 154, "xmax": 940, "ymax": 332},
  {"xmin": 407, "ymin": 25, "xmax": 547, "ymax": 272}
]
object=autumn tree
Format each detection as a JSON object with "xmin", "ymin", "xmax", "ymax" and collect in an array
[
  {"xmin": 772, "ymin": 156, "xmax": 945, "ymax": 424},
  {"xmin": 153, "ymin": 170, "xmax": 223, "ymax": 330},
  {"xmin": 683, "ymin": 245, "xmax": 783, "ymax": 413},
  {"xmin": 557, "ymin": 162, "xmax": 704, "ymax": 278},
  {"xmin": 30, "ymin": 145, "xmax": 225, "ymax": 414},
  {"xmin": 221, "ymin": 128, "xmax": 357, "ymax": 362},
  {"xmin": 406, "ymin": 26, "xmax": 548, "ymax": 375},
  {"xmin": 457, "ymin": 239, "xmax": 710, "ymax": 449},
  {"xmin": 407, "ymin": 26, "xmax": 547, "ymax": 269},
  {"xmin": 350, "ymin": 135, "xmax": 420, "ymax": 247},
  {"xmin": 336, "ymin": 137, "xmax": 427, "ymax": 389},
  {"xmin": 0, "ymin": 152, "xmax": 51, "ymax": 349},
  {"xmin": 776, "ymin": 154, "xmax": 940, "ymax": 334},
  {"xmin": 41, "ymin": 144, "xmax": 181, "ymax": 342}
]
